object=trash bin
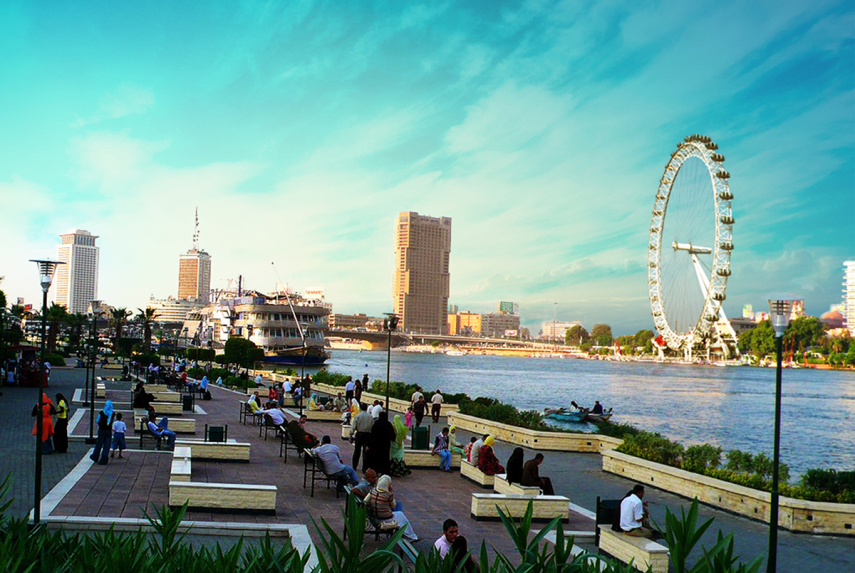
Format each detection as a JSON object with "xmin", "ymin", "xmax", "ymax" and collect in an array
[
  {"xmin": 182, "ymin": 394, "xmax": 194, "ymax": 412},
  {"xmin": 411, "ymin": 426, "xmax": 429, "ymax": 450},
  {"xmin": 207, "ymin": 425, "xmax": 226, "ymax": 443}
]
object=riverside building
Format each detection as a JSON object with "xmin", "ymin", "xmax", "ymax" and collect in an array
[
  {"xmin": 178, "ymin": 210, "xmax": 211, "ymax": 304},
  {"xmin": 393, "ymin": 211, "xmax": 451, "ymax": 334},
  {"xmin": 55, "ymin": 229, "xmax": 99, "ymax": 314},
  {"xmin": 844, "ymin": 260, "xmax": 855, "ymax": 336}
]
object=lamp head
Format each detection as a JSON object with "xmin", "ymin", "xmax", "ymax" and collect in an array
[
  {"xmin": 88, "ymin": 300, "xmax": 102, "ymax": 316},
  {"xmin": 383, "ymin": 313, "xmax": 399, "ymax": 331},
  {"xmin": 768, "ymin": 296, "xmax": 797, "ymax": 337},
  {"xmin": 30, "ymin": 260, "xmax": 64, "ymax": 293}
]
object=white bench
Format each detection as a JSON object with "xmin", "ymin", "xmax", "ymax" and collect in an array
[
  {"xmin": 305, "ymin": 409, "xmax": 344, "ymax": 422},
  {"xmin": 170, "ymin": 447, "xmax": 192, "ymax": 482},
  {"xmin": 96, "ymin": 383, "xmax": 106, "ymax": 399},
  {"xmin": 168, "ymin": 481, "xmax": 276, "ymax": 514},
  {"xmin": 470, "ymin": 493, "xmax": 570, "ymax": 522},
  {"xmin": 175, "ymin": 439, "xmax": 251, "ymax": 462},
  {"xmin": 460, "ymin": 460, "xmax": 494, "ymax": 488},
  {"xmin": 597, "ymin": 526, "xmax": 669, "ymax": 573},
  {"xmin": 134, "ymin": 411, "xmax": 197, "ymax": 434},
  {"xmin": 151, "ymin": 391, "xmax": 181, "ymax": 403},
  {"xmin": 494, "ymin": 474, "xmax": 542, "ymax": 496},
  {"xmin": 403, "ymin": 449, "xmax": 462, "ymax": 469}
]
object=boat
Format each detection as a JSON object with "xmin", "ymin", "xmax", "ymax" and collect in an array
[
  {"xmin": 446, "ymin": 349, "xmax": 467, "ymax": 356},
  {"xmin": 584, "ymin": 412, "xmax": 613, "ymax": 423},
  {"xmin": 543, "ymin": 408, "xmax": 587, "ymax": 423}
]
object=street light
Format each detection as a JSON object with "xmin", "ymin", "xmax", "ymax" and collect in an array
[
  {"xmin": 383, "ymin": 313, "xmax": 399, "ymax": 411},
  {"xmin": 87, "ymin": 300, "xmax": 102, "ymax": 444},
  {"xmin": 766, "ymin": 295, "xmax": 796, "ymax": 573},
  {"xmin": 29, "ymin": 259, "xmax": 64, "ymax": 526}
]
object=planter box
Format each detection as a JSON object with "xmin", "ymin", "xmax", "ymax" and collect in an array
[
  {"xmin": 175, "ymin": 440, "xmax": 251, "ymax": 462},
  {"xmin": 151, "ymin": 391, "xmax": 181, "ymax": 403},
  {"xmin": 602, "ymin": 450, "xmax": 855, "ymax": 536},
  {"xmin": 447, "ymin": 412, "xmax": 622, "ymax": 452},
  {"xmin": 598, "ymin": 526, "xmax": 669, "ymax": 573},
  {"xmin": 130, "ymin": 384, "xmax": 169, "ymax": 393},
  {"xmin": 168, "ymin": 481, "xmax": 276, "ymax": 513},
  {"xmin": 313, "ymin": 382, "xmax": 460, "ymax": 415},
  {"xmin": 470, "ymin": 493, "xmax": 569, "ymax": 522},
  {"xmin": 305, "ymin": 409, "xmax": 344, "ymax": 422},
  {"xmin": 404, "ymin": 449, "xmax": 462, "ymax": 469},
  {"xmin": 460, "ymin": 460, "xmax": 494, "ymax": 488},
  {"xmin": 494, "ymin": 475, "xmax": 541, "ymax": 496}
]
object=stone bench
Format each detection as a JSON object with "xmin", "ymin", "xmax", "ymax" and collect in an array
[
  {"xmin": 132, "ymin": 400, "xmax": 185, "ymax": 416},
  {"xmin": 171, "ymin": 447, "xmax": 192, "ymax": 482},
  {"xmin": 96, "ymin": 383, "xmax": 106, "ymax": 399},
  {"xmin": 175, "ymin": 439, "xmax": 250, "ymax": 462},
  {"xmin": 130, "ymin": 383, "xmax": 169, "ymax": 392},
  {"xmin": 494, "ymin": 474, "xmax": 542, "ymax": 496},
  {"xmin": 247, "ymin": 387, "xmax": 270, "ymax": 398},
  {"xmin": 597, "ymin": 526, "xmax": 669, "ymax": 573},
  {"xmin": 460, "ymin": 460, "xmax": 494, "ymax": 488},
  {"xmin": 133, "ymin": 411, "xmax": 197, "ymax": 434},
  {"xmin": 403, "ymin": 449, "xmax": 462, "ymax": 469},
  {"xmin": 305, "ymin": 409, "xmax": 344, "ymax": 422},
  {"xmin": 470, "ymin": 493, "xmax": 570, "ymax": 522},
  {"xmin": 151, "ymin": 391, "xmax": 181, "ymax": 403},
  {"xmin": 168, "ymin": 481, "xmax": 276, "ymax": 514}
]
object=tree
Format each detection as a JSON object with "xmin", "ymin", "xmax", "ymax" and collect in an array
[
  {"xmin": 633, "ymin": 329, "xmax": 654, "ymax": 347},
  {"xmin": 564, "ymin": 325, "xmax": 589, "ymax": 345},
  {"xmin": 223, "ymin": 337, "xmax": 264, "ymax": 368},
  {"xmin": 111, "ymin": 307, "xmax": 131, "ymax": 350},
  {"xmin": 46, "ymin": 303, "xmax": 68, "ymax": 353},
  {"xmin": 137, "ymin": 307, "xmax": 157, "ymax": 353},
  {"xmin": 65, "ymin": 313, "xmax": 88, "ymax": 353},
  {"xmin": 786, "ymin": 316, "xmax": 825, "ymax": 351},
  {"xmin": 590, "ymin": 324, "xmax": 613, "ymax": 346}
]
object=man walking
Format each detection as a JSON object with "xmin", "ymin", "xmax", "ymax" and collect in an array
[
  {"xmin": 431, "ymin": 389, "xmax": 443, "ymax": 423},
  {"xmin": 350, "ymin": 403, "xmax": 374, "ymax": 471},
  {"xmin": 344, "ymin": 377, "xmax": 355, "ymax": 403}
]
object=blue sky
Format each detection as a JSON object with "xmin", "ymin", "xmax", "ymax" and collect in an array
[{"xmin": 0, "ymin": 0, "xmax": 852, "ymax": 334}]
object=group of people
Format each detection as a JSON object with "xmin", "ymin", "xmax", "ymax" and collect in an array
[
  {"xmin": 463, "ymin": 435, "xmax": 554, "ymax": 494},
  {"xmin": 407, "ymin": 388, "xmax": 444, "ymax": 426},
  {"xmin": 31, "ymin": 392, "xmax": 70, "ymax": 455}
]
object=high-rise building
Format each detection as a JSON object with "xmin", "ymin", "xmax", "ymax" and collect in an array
[
  {"xmin": 542, "ymin": 320, "xmax": 583, "ymax": 341},
  {"xmin": 393, "ymin": 211, "xmax": 451, "ymax": 334},
  {"xmin": 844, "ymin": 260, "xmax": 855, "ymax": 336},
  {"xmin": 481, "ymin": 312, "xmax": 521, "ymax": 338},
  {"xmin": 178, "ymin": 209, "xmax": 212, "ymax": 304},
  {"xmin": 55, "ymin": 229, "xmax": 99, "ymax": 314}
]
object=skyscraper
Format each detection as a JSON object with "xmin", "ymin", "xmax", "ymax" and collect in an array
[
  {"xmin": 178, "ymin": 210, "xmax": 212, "ymax": 304},
  {"xmin": 55, "ymin": 229, "xmax": 99, "ymax": 313},
  {"xmin": 393, "ymin": 211, "xmax": 451, "ymax": 334},
  {"xmin": 844, "ymin": 260, "xmax": 855, "ymax": 336}
]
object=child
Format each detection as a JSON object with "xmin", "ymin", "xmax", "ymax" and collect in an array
[
  {"xmin": 405, "ymin": 406, "xmax": 414, "ymax": 429},
  {"xmin": 110, "ymin": 412, "xmax": 127, "ymax": 458},
  {"xmin": 464, "ymin": 436, "xmax": 477, "ymax": 462}
]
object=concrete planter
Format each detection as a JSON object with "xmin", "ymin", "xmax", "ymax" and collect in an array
[{"xmin": 313, "ymin": 382, "xmax": 460, "ymax": 415}]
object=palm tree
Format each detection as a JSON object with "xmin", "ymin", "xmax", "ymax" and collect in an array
[
  {"xmin": 111, "ymin": 307, "xmax": 131, "ymax": 352},
  {"xmin": 46, "ymin": 303, "xmax": 68, "ymax": 353},
  {"xmin": 137, "ymin": 307, "xmax": 157, "ymax": 353},
  {"xmin": 65, "ymin": 312, "xmax": 88, "ymax": 353}
]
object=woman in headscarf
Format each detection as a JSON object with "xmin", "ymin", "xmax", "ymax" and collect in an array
[
  {"xmin": 307, "ymin": 393, "xmax": 321, "ymax": 411},
  {"xmin": 364, "ymin": 475, "xmax": 418, "ymax": 541},
  {"xmin": 90, "ymin": 400, "xmax": 114, "ymax": 465},
  {"xmin": 448, "ymin": 426, "xmax": 465, "ymax": 456},
  {"xmin": 368, "ymin": 411, "xmax": 395, "ymax": 476},
  {"xmin": 477, "ymin": 436, "xmax": 504, "ymax": 476},
  {"xmin": 31, "ymin": 393, "xmax": 56, "ymax": 454},
  {"xmin": 53, "ymin": 393, "xmax": 70, "ymax": 454},
  {"xmin": 389, "ymin": 414, "xmax": 412, "ymax": 477},
  {"xmin": 505, "ymin": 447, "xmax": 525, "ymax": 484}
]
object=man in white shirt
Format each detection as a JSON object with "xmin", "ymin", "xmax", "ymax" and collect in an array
[
  {"xmin": 469, "ymin": 434, "xmax": 487, "ymax": 467},
  {"xmin": 344, "ymin": 377, "xmax": 355, "ymax": 403},
  {"xmin": 259, "ymin": 406, "xmax": 287, "ymax": 433},
  {"xmin": 312, "ymin": 435, "xmax": 359, "ymax": 491},
  {"xmin": 411, "ymin": 390, "xmax": 424, "ymax": 407},
  {"xmin": 370, "ymin": 400, "xmax": 383, "ymax": 420},
  {"xmin": 434, "ymin": 518, "xmax": 458, "ymax": 557},
  {"xmin": 619, "ymin": 485, "xmax": 654, "ymax": 538},
  {"xmin": 430, "ymin": 389, "xmax": 443, "ymax": 423}
]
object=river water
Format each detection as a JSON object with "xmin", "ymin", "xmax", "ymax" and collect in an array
[{"xmin": 320, "ymin": 350, "xmax": 855, "ymax": 476}]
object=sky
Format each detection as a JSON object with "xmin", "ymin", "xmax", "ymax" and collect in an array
[{"xmin": 0, "ymin": 0, "xmax": 853, "ymax": 335}]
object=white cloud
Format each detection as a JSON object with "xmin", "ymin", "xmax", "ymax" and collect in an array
[{"xmin": 72, "ymin": 84, "xmax": 155, "ymax": 127}]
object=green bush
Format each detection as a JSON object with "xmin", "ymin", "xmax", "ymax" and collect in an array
[
  {"xmin": 312, "ymin": 370, "xmax": 351, "ymax": 387},
  {"xmin": 273, "ymin": 367, "xmax": 299, "ymax": 376},
  {"xmin": 187, "ymin": 367, "xmax": 207, "ymax": 379},
  {"xmin": 458, "ymin": 397, "xmax": 549, "ymax": 431},
  {"xmin": 681, "ymin": 444, "xmax": 723, "ymax": 474},
  {"xmin": 43, "ymin": 352, "xmax": 66, "ymax": 367},
  {"xmin": 594, "ymin": 422, "xmax": 641, "ymax": 440},
  {"xmin": 131, "ymin": 352, "xmax": 161, "ymax": 367},
  {"xmin": 616, "ymin": 431, "xmax": 684, "ymax": 466}
]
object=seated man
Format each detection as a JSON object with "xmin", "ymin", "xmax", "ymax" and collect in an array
[
  {"xmin": 146, "ymin": 414, "xmax": 177, "ymax": 450},
  {"xmin": 332, "ymin": 392, "xmax": 348, "ymax": 412},
  {"xmin": 619, "ymin": 484, "xmax": 657, "ymax": 538},
  {"xmin": 591, "ymin": 400, "xmax": 604, "ymax": 415},
  {"xmin": 259, "ymin": 406, "xmax": 288, "ymax": 434},
  {"xmin": 350, "ymin": 468, "xmax": 378, "ymax": 499},
  {"xmin": 288, "ymin": 417, "xmax": 320, "ymax": 450},
  {"xmin": 311, "ymin": 435, "xmax": 359, "ymax": 491},
  {"xmin": 521, "ymin": 453, "xmax": 555, "ymax": 495}
]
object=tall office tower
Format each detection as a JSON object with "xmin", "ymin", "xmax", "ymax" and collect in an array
[
  {"xmin": 844, "ymin": 261, "xmax": 855, "ymax": 336},
  {"xmin": 178, "ymin": 209, "xmax": 212, "ymax": 304},
  {"xmin": 393, "ymin": 211, "xmax": 451, "ymax": 334},
  {"xmin": 55, "ymin": 230, "xmax": 100, "ymax": 314}
]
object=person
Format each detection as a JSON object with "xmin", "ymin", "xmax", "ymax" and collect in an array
[
  {"xmin": 146, "ymin": 414, "xmax": 177, "ymax": 450},
  {"xmin": 464, "ymin": 437, "xmax": 477, "ymax": 462},
  {"xmin": 354, "ymin": 379, "xmax": 363, "ymax": 404},
  {"xmin": 405, "ymin": 406, "xmax": 414, "ymax": 429},
  {"xmin": 410, "ymin": 389, "xmax": 424, "ymax": 407},
  {"xmin": 268, "ymin": 384, "xmax": 278, "ymax": 403},
  {"xmin": 302, "ymin": 375, "xmax": 312, "ymax": 402},
  {"xmin": 591, "ymin": 400, "xmax": 604, "ymax": 415},
  {"xmin": 312, "ymin": 435, "xmax": 359, "ymax": 491},
  {"xmin": 469, "ymin": 434, "xmax": 487, "ymax": 467},
  {"xmin": 260, "ymin": 406, "xmax": 288, "ymax": 434},
  {"xmin": 433, "ymin": 427, "xmax": 452, "ymax": 471},
  {"xmin": 247, "ymin": 392, "xmax": 263, "ymax": 419},
  {"xmin": 350, "ymin": 402, "xmax": 374, "ymax": 470},
  {"xmin": 450, "ymin": 535, "xmax": 478, "ymax": 573},
  {"xmin": 413, "ymin": 396, "xmax": 428, "ymax": 427},
  {"xmin": 344, "ymin": 377, "xmax": 355, "ymax": 403},
  {"xmin": 364, "ymin": 475, "xmax": 418, "ymax": 541},
  {"xmin": 619, "ymin": 484, "xmax": 657, "ymax": 538},
  {"xmin": 288, "ymin": 418, "xmax": 319, "ymax": 450},
  {"xmin": 362, "ymin": 373, "xmax": 369, "ymax": 390},
  {"xmin": 370, "ymin": 400, "xmax": 383, "ymax": 420},
  {"xmin": 90, "ymin": 401, "xmax": 114, "ymax": 464},
  {"xmin": 477, "ymin": 436, "xmax": 504, "ymax": 476},
  {"xmin": 283, "ymin": 378, "xmax": 293, "ymax": 395},
  {"xmin": 255, "ymin": 373, "xmax": 264, "ymax": 387},
  {"xmin": 32, "ymin": 393, "xmax": 56, "ymax": 455},
  {"xmin": 351, "ymin": 468, "xmax": 378, "ymax": 499},
  {"xmin": 332, "ymin": 392, "xmax": 348, "ymax": 412},
  {"xmin": 110, "ymin": 412, "xmax": 127, "ymax": 458},
  {"xmin": 216, "ymin": 376, "xmax": 224, "ymax": 386},
  {"xmin": 431, "ymin": 389, "xmax": 443, "ymax": 423},
  {"xmin": 521, "ymin": 453, "xmax": 554, "ymax": 495},
  {"xmin": 53, "ymin": 393, "xmax": 70, "ymax": 454},
  {"xmin": 307, "ymin": 393, "xmax": 322, "ymax": 411},
  {"xmin": 132, "ymin": 383, "xmax": 155, "ymax": 410},
  {"xmin": 390, "ymin": 414, "xmax": 412, "ymax": 477},
  {"xmin": 368, "ymin": 410, "xmax": 396, "ymax": 476},
  {"xmin": 506, "ymin": 447, "xmax": 525, "ymax": 484},
  {"xmin": 434, "ymin": 518, "xmax": 459, "ymax": 558},
  {"xmin": 448, "ymin": 426, "xmax": 465, "ymax": 456}
]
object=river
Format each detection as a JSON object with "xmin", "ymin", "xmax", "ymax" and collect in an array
[{"xmin": 317, "ymin": 349, "xmax": 855, "ymax": 476}]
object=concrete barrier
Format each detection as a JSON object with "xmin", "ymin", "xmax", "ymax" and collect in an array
[
  {"xmin": 470, "ymin": 493, "xmax": 569, "ymax": 522},
  {"xmin": 168, "ymin": 481, "xmax": 276, "ymax": 513}
]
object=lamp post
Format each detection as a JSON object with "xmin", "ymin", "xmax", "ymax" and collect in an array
[
  {"xmin": 383, "ymin": 313, "xmax": 399, "ymax": 411},
  {"xmin": 766, "ymin": 296, "xmax": 795, "ymax": 573},
  {"xmin": 29, "ymin": 259, "xmax": 64, "ymax": 526},
  {"xmin": 87, "ymin": 300, "xmax": 102, "ymax": 444}
]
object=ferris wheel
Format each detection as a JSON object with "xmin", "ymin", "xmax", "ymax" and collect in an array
[{"xmin": 648, "ymin": 134, "xmax": 737, "ymax": 359}]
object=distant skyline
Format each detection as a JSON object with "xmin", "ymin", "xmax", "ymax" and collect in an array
[{"xmin": 0, "ymin": 1, "xmax": 852, "ymax": 335}]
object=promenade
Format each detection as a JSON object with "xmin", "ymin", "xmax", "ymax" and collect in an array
[{"xmin": 1, "ymin": 366, "xmax": 853, "ymax": 571}]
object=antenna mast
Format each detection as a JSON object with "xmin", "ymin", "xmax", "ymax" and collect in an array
[{"xmin": 192, "ymin": 207, "xmax": 200, "ymax": 250}]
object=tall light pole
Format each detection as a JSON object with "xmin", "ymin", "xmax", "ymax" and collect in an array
[
  {"xmin": 553, "ymin": 302, "xmax": 557, "ymax": 348},
  {"xmin": 30, "ymin": 259, "xmax": 63, "ymax": 525},
  {"xmin": 87, "ymin": 300, "xmax": 102, "ymax": 444},
  {"xmin": 766, "ymin": 296, "xmax": 795, "ymax": 573},
  {"xmin": 383, "ymin": 313, "xmax": 399, "ymax": 411}
]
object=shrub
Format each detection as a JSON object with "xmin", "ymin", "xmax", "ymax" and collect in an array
[
  {"xmin": 595, "ymin": 422, "xmax": 641, "ymax": 440},
  {"xmin": 313, "ymin": 370, "xmax": 351, "ymax": 387},
  {"xmin": 616, "ymin": 431, "xmax": 684, "ymax": 466},
  {"xmin": 131, "ymin": 352, "xmax": 161, "ymax": 367},
  {"xmin": 458, "ymin": 397, "xmax": 549, "ymax": 431},
  {"xmin": 43, "ymin": 352, "xmax": 66, "ymax": 367},
  {"xmin": 274, "ymin": 367, "xmax": 299, "ymax": 376},
  {"xmin": 186, "ymin": 367, "xmax": 207, "ymax": 379},
  {"xmin": 681, "ymin": 444, "xmax": 723, "ymax": 474}
]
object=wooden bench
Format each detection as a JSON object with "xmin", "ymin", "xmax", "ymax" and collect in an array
[
  {"xmin": 303, "ymin": 451, "xmax": 341, "ymax": 498},
  {"xmin": 460, "ymin": 460, "xmax": 494, "ymax": 488},
  {"xmin": 305, "ymin": 409, "xmax": 344, "ymax": 422},
  {"xmin": 170, "ymin": 447, "xmax": 192, "ymax": 481},
  {"xmin": 597, "ymin": 526, "xmax": 669, "ymax": 573},
  {"xmin": 151, "ymin": 391, "xmax": 181, "ymax": 403},
  {"xmin": 470, "ymin": 493, "xmax": 570, "ymax": 522},
  {"xmin": 168, "ymin": 481, "xmax": 276, "ymax": 514},
  {"xmin": 494, "ymin": 474, "xmax": 542, "ymax": 496},
  {"xmin": 403, "ymin": 449, "xmax": 461, "ymax": 469},
  {"xmin": 175, "ymin": 439, "xmax": 251, "ymax": 462},
  {"xmin": 343, "ymin": 487, "xmax": 400, "ymax": 541}
]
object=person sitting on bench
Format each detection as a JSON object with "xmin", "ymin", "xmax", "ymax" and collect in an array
[
  {"xmin": 364, "ymin": 475, "xmax": 419, "ymax": 541},
  {"xmin": 618, "ymin": 484, "xmax": 657, "ymax": 538},
  {"xmin": 521, "ymin": 453, "xmax": 554, "ymax": 495},
  {"xmin": 311, "ymin": 435, "xmax": 359, "ymax": 491},
  {"xmin": 259, "ymin": 406, "xmax": 288, "ymax": 435},
  {"xmin": 288, "ymin": 417, "xmax": 319, "ymax": 450},
  {"xmin": 146, "ymin": 413, "xmax": 177, "ymax": 450}
]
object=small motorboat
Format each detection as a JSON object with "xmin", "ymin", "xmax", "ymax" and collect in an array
[
  {"xmin": 584, "ymin": 409, "xmax": 613, "ymax": 424},
  {"xmin": 543, "ymin": 408, "xmax": 587, "ymax": 423}
]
